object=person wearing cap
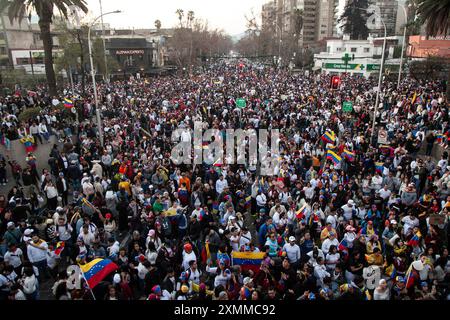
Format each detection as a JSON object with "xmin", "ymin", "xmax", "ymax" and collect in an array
[
  {"xmin": 182, "ymin": 243, "xmax": 197, "ymax": 271},
  {"xmin": 320, "ymin": 222, "xmax": 337, "ymax": 243},
  {"xmin": 3, "ymin": 222, "xmax": 22, "ymax": 247},
  {"xmin": 341, "ymin": 200, "xmax": 357, "ymax": 222},
  {"xmin": 282, "ymin": 236, "xmax": 301, "ymax": 268}
]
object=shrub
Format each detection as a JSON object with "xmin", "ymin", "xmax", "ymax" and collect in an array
[{"xmin": 18, "ymin": 107, "xmax": 42, "ymax": 122}]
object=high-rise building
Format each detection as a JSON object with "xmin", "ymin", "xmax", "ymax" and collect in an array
[
  {"xmin": 317, "ymin": 0, "xmax": 336, "ymax": 41},
  {"xmin": 369, "ymin": 0, "xmax": 399, "ymax": 37}
]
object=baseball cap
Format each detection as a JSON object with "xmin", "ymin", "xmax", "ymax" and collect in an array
[
  {"xmin": 289, "ymin": 236, "xmax": 296, "ymax": 242},
  {"xmin": 7, "ymin": 222, "xmax": 14, "ymax": 228}
]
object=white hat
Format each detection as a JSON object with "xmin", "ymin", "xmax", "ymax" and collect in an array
[
  {"xmin": 24, "ymin": 229, "xmax": 33, "ymax": 236},
  {"xmin": 390, "ymin": 219, "xmax": 398, "ymax": 225},
  {"xmin": 113, "ymin": 274, "xmax": 121, "ymax": 284},
  {"xmin": 412, "ymin": 260, "xmax": 424, "ymax": 271},
  {"xmin": 289, "ymin": 236, "xmax": 296, "ymax": 242},
  {"xmin": 243, "ymin": 277, "xmax": 253, "ymax": 286},
  {"xmin": 7, "ymin": 221, "xmax": 14, "ymax": 228},
  {"xmin": 348, "ymin": 200, "xmax": 355, "ymax": 206},
  {"xmin": 228, "ymin": 216, "xmax": 236, "ymax": 221}
]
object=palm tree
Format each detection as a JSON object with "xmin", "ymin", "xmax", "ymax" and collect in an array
[
  {"xmin": 175, "ymin": 9, "xmax": 184, "ymax": 28},
  {"xmin": 154, "ymin": 19, "xmax": 161, "ymax": 32},
  {"xmin": 416, "ymin": 0, "xmax": 450, "ymax": 99},
  {"xmin": 0, "ymin": 0, "xmax": 88, "ymax": 96},
  {"xmin": 187, "ymin": 10, "xmax": 194, "ymax": 28}
]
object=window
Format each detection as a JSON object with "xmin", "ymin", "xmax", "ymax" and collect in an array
[
  {"xmin": 16, "ymin": 57, "xmax": 30, "ymax": 65},
  {"xmin": 337, "ymin": 47, "xmax": 342, "ymax": 52},
  {"xmin": 327, "ymin": 46, "xmax": 330, "ymax": 53},
  {"xmin": 351, "ymin": 47, "xmax": 357, "ymax": 52},
  {"xmin": 364, "ymin": 48, "xmax": 370, "ymax": 53},
  {"xmin": 0, "ymin": 47, "xmax": 6, "ymax": 55}
]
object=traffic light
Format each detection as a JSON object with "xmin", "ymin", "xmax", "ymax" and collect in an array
[{"xmin": 331, "ymin": 75, "xmax": 341, "ymax": 89}]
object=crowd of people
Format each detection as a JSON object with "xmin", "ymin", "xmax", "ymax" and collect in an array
[{"xmin": 0, "ymin": 60, "xmax": 449, "ymax": 301}]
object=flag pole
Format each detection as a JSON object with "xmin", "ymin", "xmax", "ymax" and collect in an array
[{"xmin": 78, "ymin": 264, "xmax": 97, "ymax": 301}]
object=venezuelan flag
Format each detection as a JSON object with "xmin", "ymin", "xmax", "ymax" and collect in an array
[
  {"xmin": 64, "ymin": 98, "xmax": 73, "ymax": 108},
  {"xmin": 407, "ymin": 231, "xmax": 421, "ymax": 247},
  {"xmin": 231, "ymin": 251, "xmax": 265, "ymax": 272},
  {"xmin": 405, "ymin": 264, "xmax": 415, "ymax": 289},
  {"xmin": 296, "ymin": 205, "xmax": 307, "ymax": 220},
  {"xmin": 212, "ymin": 202, "xmax": 219, "ymax": 214},
  {"xmin": 385, "ymin": 264, "xmax": 397, "ymax": 279},
  {"xmin": 79, "ymin": 258, "xmax": 118, "ymax": 289},
  {"xmin": 338, "ymin": 239, "xmax": 349, "ymax": 254},
  {"xmin": 54, "ymin": 241, "xmax": 65, "ymax": 256},
  {"xmin": 375, "ymin": 162, "xmax": 384, "ymax": 174},
  {"xmin": 321, "ymin": 131, "xmax": 336, "ymax": 144},
  {"xmin": 326, "ymin": 149, "xmax": 342, "ymax": 165},
  {"xmin": 244, "ymin": 196, "xmax": 252, "ymax": 206},
  {"xmin": 342, "ymin": 149, "xmax": 355, "ymax": 162}
]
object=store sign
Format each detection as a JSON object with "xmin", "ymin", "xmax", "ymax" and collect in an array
[
  {"xmin": 115, "ymin": 49, "xmax": 145, "ymax": 55},
  {"xmin": 367, "ymin": 64, "xmax": 381, "ymax": 71},
  {"xmin": 342, "ymin": 101, "xmax": 353, "ymax": 112},
  {"xmin": 323, "ymin": 63, "xmax": 365, "ymax": 71}
]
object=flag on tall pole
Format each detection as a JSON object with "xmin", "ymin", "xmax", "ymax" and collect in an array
[{"xmin": 79, "ymin": 258, "xmax": 118, "ymax": 289}]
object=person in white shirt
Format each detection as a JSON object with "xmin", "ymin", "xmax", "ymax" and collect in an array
[
  {"xmin": 282, "ymin": 236, "xmax": 301, "ymax": 266},
  {"xmin": 401, "ymin": 213, "xmax": 420, "ymax": 236},
  {"xmin": 321, "ymin": 232, "xmax": 339, "ymax": 255},
  {"xmin": 77, "ymin": 225, "xmax": 96, "ymax": 247},
  {"xmin": 326, "ymin": 212, "xmax": 338, "ymax": 230},
  {"xmin": 4, "ymin": 244, "xmax": 24, "ymax": 272},
  {"xmin": 38, "ymin": 121, "xmax": 49, "ymax": 142},
  {"xmin": 314, "ymin": 257, "xmax": 331, "ymax": 288},
  {"xmin": 325, "ymin": 245, "xmax": 340, "ymax": 272},
  {"xmin": 26, "ymin": 233, "xmax": 48, "ymax": 280},
  {"xmin": 215, "ymin": 176, "xmax": 228, "ymax": 195},
  {"xmin": 371, "ymin": 172, "xmax": 383, "ymax": 191},
  {"xmin": 378, "ymin": 185, "xmax": 392, "ymax": 201},
  {"xmin": 181, "ymin": 243, "xmax": 197, "ymax": 271},
  {"xmin": 256, "ymin": 191, "xmax": 267, "ymax": 211},
  {"xmin": 341, "ymin": 200, "xmax": 356, "ymax": 221}
]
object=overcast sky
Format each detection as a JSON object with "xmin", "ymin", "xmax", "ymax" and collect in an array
[{"xmin": 85, "ymin": 0, "xmax": 267, "ymax": 35}]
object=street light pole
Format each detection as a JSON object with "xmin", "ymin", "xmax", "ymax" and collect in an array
[
  {"xmin": 355, "ymin": 7, "xmax": 387, "ymax": 144},
  {"xmin": 371, "ymin": 15, "xmax": 387, "ymax": 145},
  {"xmin": 88, "ymin": 10, "xmax": 121, "ymax": 147},
  {"xmin": 397, "ymin": 3, "xmax": 408, "ymax": 89},
  {"xmin": 99, "ymin": 0, "xmax": 109, "ymax": 83}
]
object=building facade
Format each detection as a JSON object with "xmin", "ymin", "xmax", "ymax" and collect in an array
[
  {"xmin": 407, "ymin": 35, "xmax": 450, "ymax": 59},
  {"xmin": 314, "ymin": 35, "xmax": 402, "ymax": 78}
]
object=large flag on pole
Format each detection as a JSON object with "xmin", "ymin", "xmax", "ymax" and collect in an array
[{"xmin": 79, "ymin": 258, "xmax": 118, "ymax": 289}]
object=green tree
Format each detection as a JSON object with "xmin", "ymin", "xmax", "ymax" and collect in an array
[
  {"xmin": 416, "ymin": 0, "xmax": 450, "ymax": 99},
  {"xmin": 338, "ymin": 0, "xmax": 369, "ymax": 40},
  {"xmin": 0, "ymin": 0, "xmax": 88, "ymax": 96}
]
